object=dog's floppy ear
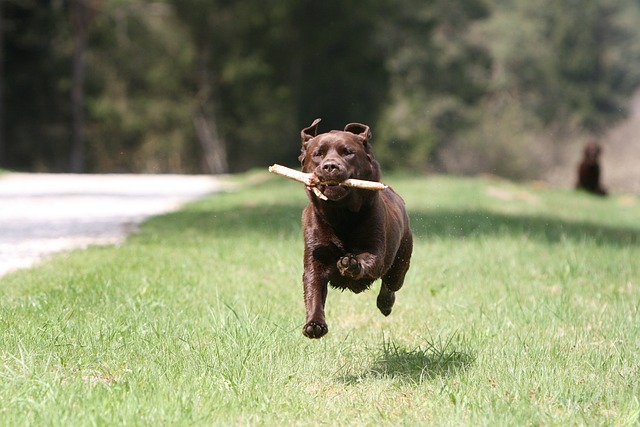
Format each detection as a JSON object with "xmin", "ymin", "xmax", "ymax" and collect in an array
[
  {"xmin": 344, "ymin": 123, "xmax": 371, "ymax": 143},
  {"xmin": 345, "ymin": 122, "xmax": 375, "ymax": 161},
  {"xmin": 299, "ymin": 118, "xmax": 321, "ymax": 163},
  {"xmin": 301, "ymin": 118, "xmax": 321, "ymax": 143}
]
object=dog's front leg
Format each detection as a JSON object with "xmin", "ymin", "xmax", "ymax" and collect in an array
[
  {"xmin": 337, "ymin": 252, "xmax": 382, "ymax": 281},
  {"xmin": 302, "ymin": 258, "xmax": 329, "ymax": 339}
]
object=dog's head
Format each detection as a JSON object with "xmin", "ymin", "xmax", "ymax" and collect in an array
[
  {"xmin": 583, "ymin": 141, "xmax": 602, "ymax": 163},
  {"xmin": 299, "ymin": 118, "xmax": 381, "ymax": 204}
]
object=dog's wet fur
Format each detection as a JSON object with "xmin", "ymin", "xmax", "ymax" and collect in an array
[{"xmin": 298, "ymin": 118, "xmax": 413, "ymax": 339}]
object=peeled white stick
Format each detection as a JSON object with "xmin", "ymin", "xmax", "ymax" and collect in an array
[
  {"xmin": 268, "ymin": 164, "xmax": 318, "ymax": 187},
  {"xmin": 268, "ymin": 164, "xmax": 388, "ymax": 191}
]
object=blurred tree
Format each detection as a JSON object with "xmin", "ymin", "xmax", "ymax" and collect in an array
[
  {"xmin": 168, "ymin": 0, "xmax": 229, "ymax": 174},
  {"xmin": 543, "ymin": 0, "xmax": 640, "ymax": 130},
  {"xmin": 1, "ymin": 0, "xmax": 640, "ymax": 177},
  {"xmin": 482, "ymin": 0, "xmax": 640, "ymax": 131},
  {"xmin": 85, "ymin": 0, "xmax": 197, "ymax": 172},
  {"xmin": 0, "ymin": 0, "xmax": 5, "ymax": 166},
  {"xmin": 373, "ymin": 0, "xmax": 492, "ymax": 171},
  {"xmin": 2, "ymin": 0, "xmax": 70, "ymax": 171},
  {"xmin": 439, "ymin": 0, "xmax": 640, "ymax": 178},
  {"xmin": 69, "ymin": 0, "xmax": 101, "ymax": 173},
  {"xmin": 165, "ymin": 0, "xmax": 297, "ymax": 172},
  {"xmin": 167, "ymin": 0, "xmax": 389, "ymax": 172},
  {"xmin": 287, "ymin": 1, "xmax": 390, "ymax": 132}
]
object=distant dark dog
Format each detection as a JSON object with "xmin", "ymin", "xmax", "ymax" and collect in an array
[
  {"xmin": 576, "ymin": 141, "xmax": 607, "ymax": 196},
  {"xmin": 298, "ymin": 118, "xmax": 413, "ymax": 339}
]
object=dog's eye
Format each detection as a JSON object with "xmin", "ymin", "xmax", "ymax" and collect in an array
[
  {"xmin": 342, "ymin": 147, "xmax": 355, "ymax": 156},
  {"xmin": 312, "ymin": 149, "xmax": 323, "ymax": 160}
]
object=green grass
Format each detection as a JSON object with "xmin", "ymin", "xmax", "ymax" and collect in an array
[{"xmin": 1, "ymin": 173, "xmax": 639, "ymax": 426}]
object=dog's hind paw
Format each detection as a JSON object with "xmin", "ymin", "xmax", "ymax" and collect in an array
[
  {"xmin": 376, "ymin": 292, "xmax": 395, "ymax": 317},
  {"xmin": 303, "ymin": 321, "xmax": 328, "ymax": 339}
]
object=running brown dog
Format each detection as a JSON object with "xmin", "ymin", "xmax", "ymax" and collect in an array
[{"xmin": 298, "ymin": 118, "xmax": 413, "ymax": 339}]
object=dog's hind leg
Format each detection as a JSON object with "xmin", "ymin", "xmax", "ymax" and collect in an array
[{"xmin": 377, "ymin": 233, "xmax": 413, "ymax": 316}]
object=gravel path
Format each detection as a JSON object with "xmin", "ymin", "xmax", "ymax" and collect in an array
[{"xmin": 0, "ymin": 173, "xmax": 230, "ymax": 277}]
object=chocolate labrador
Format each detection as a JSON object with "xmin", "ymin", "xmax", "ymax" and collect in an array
[
  {"xmin": 576, "ymin": 140, "xmax": 607, "ymax": 196},
  {"xmin": 298, "ymin": 118, "xmax": 413, "ymax": 339}
]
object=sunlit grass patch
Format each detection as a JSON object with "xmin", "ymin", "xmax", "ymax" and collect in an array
[{"xmin": 1, "ymin": 173, "xmax": 639, "ymax": 425}]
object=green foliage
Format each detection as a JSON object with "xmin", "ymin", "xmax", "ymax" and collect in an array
[
  {"xmin": 429, "ymin": 0, "xmax": 640, "ymax": 177},
  {"xmin": 86, "ymin": 0, "xmax": 197, "ymax": 172},
  {"xmin": 288, "ymin": 1, "xmax": 390, "ymax": 130},
  {"xmin": 375, "ymin": 0, "xmax": 491, "ymax": 171},
  {"xmin": 169, "ymin": 0, "xmax": 299, "ymax": 172},
  {"xmin": 1, "ymin": 174, "xmax": 639, "ymax": 424},
  {"xmin": 3, "ymin": 0, "xmax": 71, "ymax": 171},
  {"xmin": 480, "ymin": 0, "xmax": 640, "ymax": 131},
  {"xmin": 2, "ymin": 0, "xmax": 640, "ymax": 175},
  {"xmin": 438, "ymin": 97, "xmax": 545, "ymax": 179}
]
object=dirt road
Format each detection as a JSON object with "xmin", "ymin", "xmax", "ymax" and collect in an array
[{"xmin": 0, "ymin": 173, "xmax": 230, "ymax": 277}]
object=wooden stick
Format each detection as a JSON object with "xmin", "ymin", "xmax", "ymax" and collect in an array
[
  {"xmin": 268, "ymin": 164, "xmax": 388, "ymax": 191},
  {"xmin": 268, "ymin": 164, "xmax": 318, "ymax": 187},
  {"xmin": 340, "ymin": 177, "xmax": 388, "ymax": 191}
]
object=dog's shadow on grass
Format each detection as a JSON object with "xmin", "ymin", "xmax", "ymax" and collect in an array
[{"xmin": 339, "ymin": 334, "xmax": 475, "ymax": 384}]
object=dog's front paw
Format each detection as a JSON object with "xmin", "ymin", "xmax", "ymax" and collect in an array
[
  {"xmin": 303, "ymin": 321, "xmax": 328, "ymax": 339},
  {"xmin": 338, "ymin": 254, "xmax": 362, "ymax": 279}
]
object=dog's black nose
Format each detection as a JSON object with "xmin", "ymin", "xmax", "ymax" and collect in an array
[{"xmin": 321, "ymin": 161, "xmax": 340, "ymax": 173}]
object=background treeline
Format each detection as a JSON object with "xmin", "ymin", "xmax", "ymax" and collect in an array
[{"xmin": 2, "ymin": 0, "xmax": 640, "ymax": 178}]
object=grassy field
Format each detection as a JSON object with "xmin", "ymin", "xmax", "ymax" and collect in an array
[{"xmin": 1, "ymin": 173, "xmax": 639, "ymax": 426}]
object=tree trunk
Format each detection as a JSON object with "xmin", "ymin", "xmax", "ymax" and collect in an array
[
  {"xmin": 194, "ymin": 44, "xmax": 228, "ymax": 174},
  {"xmin": 69, "ymin": 26, "xmax": 87, "ymax": 173},
  {"xmin": 194, "ymin": 112, "xmax": 228, "ymax": 174},
  {"xmin": 69, "ymin": 0, "xmax": 99, "ymax": 173},
  {"xmin": 0, "ymin": 0, "xmax": 5, "ymax": 167}
]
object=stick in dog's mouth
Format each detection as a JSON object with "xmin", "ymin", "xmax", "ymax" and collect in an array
[
  {"xmin": 268, "ymin": 164, "xmax": 388, "ymax": 193},
  {"xmin": 311, "ymin": 187, "xmax": 329, "ymax": 200}
]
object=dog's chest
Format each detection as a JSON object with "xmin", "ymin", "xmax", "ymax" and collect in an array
[{"xmin": 328, "ymin": 271, "xmax": 374, "ymax": 294}]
